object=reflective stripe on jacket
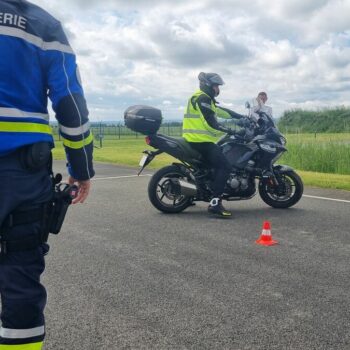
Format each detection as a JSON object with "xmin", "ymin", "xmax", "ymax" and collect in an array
[{"xmin": 0, "ymin": 0, "xmax": 94, "ymax": 180}]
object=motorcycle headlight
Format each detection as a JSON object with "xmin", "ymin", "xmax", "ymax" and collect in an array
[
  {"xmin": 260, "ymin": 143, "xmax": 276, "ymax": 153},
  {"xmin": 280, "ymin": 136, "xmax": 287, "ymax": 146}
]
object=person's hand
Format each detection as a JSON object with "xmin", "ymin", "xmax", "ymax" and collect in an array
[
  {"xmin": 68, "ymin": 176, "xmax": 91, "ymax": 204},
  {"xmin": 244, "ymin": 128, "xmax": 255, "ymax": 141}
]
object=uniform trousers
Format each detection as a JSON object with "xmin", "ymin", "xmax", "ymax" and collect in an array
[{"xmin": 0, "ymin": 151, "xmax": 52, "ymax": 349}]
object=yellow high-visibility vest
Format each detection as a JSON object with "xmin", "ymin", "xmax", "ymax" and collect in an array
[{"xmin": 182, "ymin": 90, "xmax": 231, "ymax": 143}]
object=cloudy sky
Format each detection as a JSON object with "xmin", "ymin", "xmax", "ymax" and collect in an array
[{"xmin": 32, "ymin": 0, "xmax": 350, "ymax": 121}]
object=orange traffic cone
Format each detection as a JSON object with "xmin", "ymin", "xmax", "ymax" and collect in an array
[{"xmin": 256, "ymin": 221, "xmax": 278, "ymax": 246}]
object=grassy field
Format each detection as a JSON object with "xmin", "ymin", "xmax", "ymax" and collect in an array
[
  {"xmin": 281, "ymin": 133, "xmax": 350, "ymax": 175},
  {"xmin": 52, "ymin": 138, "xmax": 178, "ymax": 169},
  {"xmin": 52, "ymin": 133, "xmax": 350, "ymax": 191}
]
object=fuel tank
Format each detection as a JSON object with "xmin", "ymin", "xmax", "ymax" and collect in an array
[{"xmin": 221, "ymin": 142, "xmax": 258, "ymax": 169}]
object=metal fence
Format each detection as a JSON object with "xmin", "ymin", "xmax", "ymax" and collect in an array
[
  {"xmin": 51, "ymin": 123, "xmax": 184, "ymax": 141},
  {"xmin": 51, "ymin": 121, "xmax": 239, "ymax": 143}
]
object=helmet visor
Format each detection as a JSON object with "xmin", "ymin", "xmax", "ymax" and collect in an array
[{"xmin": 208, "ymin": 73, "xmax": 224, "ymax": 86}]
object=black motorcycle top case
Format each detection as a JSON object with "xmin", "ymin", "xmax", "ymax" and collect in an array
[{"xmin": 124, "ymin": 105, "xmax": 162, "ymax": 135}]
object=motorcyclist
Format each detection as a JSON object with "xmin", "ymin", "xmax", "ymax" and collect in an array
[{"xmin": 182, "ymin": 72, "xmax": 249, "ymax": 217}]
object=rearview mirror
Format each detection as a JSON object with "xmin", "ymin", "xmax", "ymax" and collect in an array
[{"xmin": 245, "ymin": 101, "xmax": 251, "ymax": 109}]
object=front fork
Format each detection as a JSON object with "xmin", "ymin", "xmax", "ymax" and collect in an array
[
  {"xmin": 265, "ymin": 164, "xmax": 294, "ymax": 193},
  {"xmin": 261, "ymin": 166, "xmax": 280, "ymax": 187}
]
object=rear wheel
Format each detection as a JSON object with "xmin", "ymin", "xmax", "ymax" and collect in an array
[
  {"xmin": 148, "ymin": 165, "xmax": 193, "ymax": 213},
  {"xmin": 259, "ymin": 170, "xmax": 303, "ymax": 208}
]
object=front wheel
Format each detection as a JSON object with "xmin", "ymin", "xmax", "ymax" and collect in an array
[
  {"xmin": 259, "ymin": 170, "xmax": 303, "ymax": 208},
  {"xmin": 148, "ymin": 165, "xmax": 193, "ymax": 213}
]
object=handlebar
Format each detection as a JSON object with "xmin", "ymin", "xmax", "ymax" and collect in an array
[
  {"xmin": 226, "ymin": 127, "xmax": 254, "ymax": 142},
  {"xmin": 227, "ymin": 115, "xmax": 260, "ymax": 139}
]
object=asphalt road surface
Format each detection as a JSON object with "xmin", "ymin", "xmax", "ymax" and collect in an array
[{"xmin": 42, "ymin": 161, "xmax": 350, "ymax": 350}]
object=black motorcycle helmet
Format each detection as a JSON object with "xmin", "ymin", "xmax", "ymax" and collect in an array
[{"xmin": 198, "ymin": 72, "xmax": 225, "ymax": 98}]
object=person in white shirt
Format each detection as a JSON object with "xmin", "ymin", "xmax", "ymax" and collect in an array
[{"xmin": 250, "ymin": 91, "xmax": 273, "ymax": 122}]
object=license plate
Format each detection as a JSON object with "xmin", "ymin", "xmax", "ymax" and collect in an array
[{"xmin": 139, "ymin": 154, "xmax": 148, "ymax": 167}]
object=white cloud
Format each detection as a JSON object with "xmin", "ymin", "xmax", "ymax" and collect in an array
[
  {"xmin": 263, "ymin": 0, "xmax": 330, "ymax": 17},
  {"xmin": 315, "ymin": 42, "xmax": 350, "ymax": 69},
  {"xmin": 260, "ymin": 40, "xmax": 299, "ymax": 68},
  {"xmin": 312, "ymin": 0, "xmax": 350, "ymax": 34},
  {"xmin": 29, "ymin": 0, "xmax": 350, "ymax": 120}
]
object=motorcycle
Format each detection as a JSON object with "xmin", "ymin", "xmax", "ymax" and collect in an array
[{"xmin": 124, "ymin": 103, "xmax": 303, "ymax": 213}]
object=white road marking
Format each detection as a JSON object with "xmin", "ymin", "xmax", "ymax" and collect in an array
[
  {"xmin": 92, "ymin": 175, "xmax": 350, "ymax": 204},
  {"xmin": 92, "ymin": 174, "xmax": 152, "ymax": 181},
  {"xmin": 303, "ymin": 195, "xmax": 350, "ymax": 204}
]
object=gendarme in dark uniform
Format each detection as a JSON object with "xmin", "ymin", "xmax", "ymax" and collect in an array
[{"xmin": 0, "ymin": 1, "xmax": 94, "ymax": 348}]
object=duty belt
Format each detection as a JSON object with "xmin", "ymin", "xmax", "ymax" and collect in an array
[
  {"xmin": 1, "ymin": 207, "xmax": 44, "ymax": 229},
  {"xmin": 0, "ymin": 207, "xmax": 47, "ymax": 255},
  {"xmin": 0, "ymin": 234, "xmax": 45, "ymax": 255}
]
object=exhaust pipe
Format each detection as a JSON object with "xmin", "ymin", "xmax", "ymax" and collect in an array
[{"xmin": 171, "ymin": 179, "xmax": 198, "ymax": 197}]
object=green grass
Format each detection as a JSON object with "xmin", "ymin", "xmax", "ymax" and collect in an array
[
  {"xmin": 282, "ymin": 133, "xmax": 350, "ymax": 175},
  {"xmin": 52, "ymin": 135, "xmax": 350, "ymax": 191},
  {"xmin": 52, "ymin": 139, "xmax": 177, "ymax": 169},
  {"xmin": 298, "ymin": 170, "xmax": 350, "ymax": 191},
  {"xmin": 286, "ymin": 133, "xmax": 350, "ymax": 142}
]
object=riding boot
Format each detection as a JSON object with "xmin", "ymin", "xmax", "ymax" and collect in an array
[{"xmin": 208, "ymin": 197, "xmax": 232, "ymax": 217}]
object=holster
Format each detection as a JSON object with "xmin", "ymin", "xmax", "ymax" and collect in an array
[
  {"xmin": 0, "ymin": 182, "xmax": 77, "ymax": 255},
  {"xmin": 45, "ymin": 183, "xmax": 77, "ymax": 235},
  {"xmin": 0, "ymin": 141, "xmax": 77, "ymax": 254},
  {"xmin": 17, "ymin": 142, "xmax": 76, "ymax": 235}
]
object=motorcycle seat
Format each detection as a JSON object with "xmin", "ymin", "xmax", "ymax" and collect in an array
[{"xmin": 156, "ymin": 134, "xmax": 203, "ymax": 161}]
